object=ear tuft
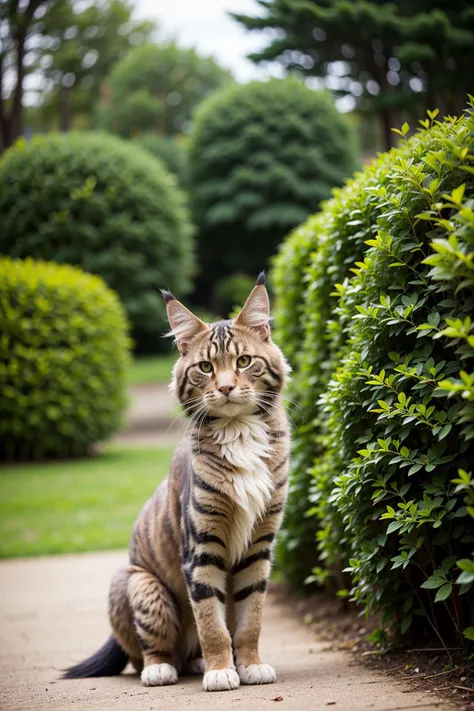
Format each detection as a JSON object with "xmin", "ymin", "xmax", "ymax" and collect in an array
[
  {"xmin": 256, "ymin": 271, "xmax": 266, "ymax": 286},
  {"xmin": 160, "ymin": 289, "xmax": 176, "ymax": 304}
]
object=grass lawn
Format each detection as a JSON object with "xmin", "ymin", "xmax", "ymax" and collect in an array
[
  {"xmin": 127, "ymin": 353, "xmax": 176, "ymax": 386},
  {"xmin": 0, "ymin": 446, "xmax": 173, "ymax": 558}
]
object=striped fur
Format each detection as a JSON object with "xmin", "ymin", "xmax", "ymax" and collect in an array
[{"xmin": 64, "ymin": 275, "xmax": 291, "ymax": 692}]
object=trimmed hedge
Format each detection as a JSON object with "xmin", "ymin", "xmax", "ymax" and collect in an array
[
  {"xmin": 188, "ymin": 78, "xmax": 358, "ymax": 297},
  {"xmin": 0, "ymin": 132, "xmax": 194, "ymax": 353},
  {"xmin": 98, "ymin": 42, "xmax": 232, "ymax": 138},
  {"xmin": 273, "ymin": 104, "xmax": 474, "ymax": 647},
  {"xmin": 0, "ymin": 258, "xmax": 131, "ymax": 460}
]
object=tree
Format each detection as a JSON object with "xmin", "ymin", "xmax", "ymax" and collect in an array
[
  {"xmin": 0, "ymin": 0, "xmax": 156, "ymax": 152},
  {"xmin": 0, "ymin": 0, "xmax": 59, "ymax": 151},
  {"xmin": 232, "ymin": 0, "xmax": 474, "ymax": 150},
  {"xmin": 97, "ymin": 42, "xmax": 233, "ymax": 138},
  {"xmin": 188, "ymin": 77, "xmax": 358, "ymax": 300},
  {"xmin": 37, "ymin": 0, "xmax": 156, "ymax": 132}
]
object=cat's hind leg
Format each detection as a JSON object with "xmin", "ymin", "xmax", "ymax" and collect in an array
[
  {"xmin": 127, "ymin": 567, "xmax": 180, "ymax": 686},
  {"xmin": 108, "ymin": 567, "xmax": 142, "ymax": 672}
]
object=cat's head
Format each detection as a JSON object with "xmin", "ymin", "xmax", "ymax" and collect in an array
[{"xmin": 162, "ymin": 272, "xmax": 290, "ymax": 419}]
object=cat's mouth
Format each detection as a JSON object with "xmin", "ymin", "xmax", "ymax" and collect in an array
[{"xmin": 207, "ymin": 392, "xmax": 257, "ymax": 417}]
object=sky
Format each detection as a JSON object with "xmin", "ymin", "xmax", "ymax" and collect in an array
[{"xmin": 134, "ymin": 0, "xmax": 281, "ymax": 82}]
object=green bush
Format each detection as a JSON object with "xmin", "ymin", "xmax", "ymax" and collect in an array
[
  {"xmin": 0, "ymin": 258, "xmax": 131, "ymax": 460},
  {"xmin": 98, "ymin": 42, "xmax": 232, "ymax": 138},
  {"xmin": 273, "ymin": 104, "xmax": 474, "ymax": 647},
  {"xmin": 0, "ymin": 132, "xmax": 193, "ymax": 353},
  {"xmin": 188, "ymin": 78, "xmax": 358, "ymax": 298},
  {"xmin": 132, "ymin": 133, "xmax": 186, "ymax": 185}
]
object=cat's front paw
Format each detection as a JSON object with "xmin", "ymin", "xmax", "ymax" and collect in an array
[
  {"xmin": 141, "ymin": 663, "xmax": 178, "ymax": 686},
  {"xmin": 203, "ymin": 667, "xmax": 240, "ymax": 691},
  {"xmin": 237, "ymin": 663, "xmax": 276, "ymax": 685}
]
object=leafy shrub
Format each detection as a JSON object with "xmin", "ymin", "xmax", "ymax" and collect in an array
[
  {"xmin": 0, "ymin": 258, "xmax": 131, "ymax": 460},
  {"xmin": 98, "ymin": 42, "xmax": 232, "ymax": 138},
  {"xmin": 132, "ymin": 133, "xmax": 187, "ymax": 184},
  {"xmin": 0, "ymin": 132, "xmax": 193, "ymax": 353},
  {"xmin": 274, "ymin": 158, "xmax": 392, "ymax": 587},
  {"xmin": 188, "ymin": 78, "xmax": 358, "ymax": 298},
  {"xmin": 273, "ymin": 104, "xmax": 474, "ymax": 647}
]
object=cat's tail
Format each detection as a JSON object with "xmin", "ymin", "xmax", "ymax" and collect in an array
[{"xmin": 62, "ymin": 635, "xmax": 129, "ymax": 679}]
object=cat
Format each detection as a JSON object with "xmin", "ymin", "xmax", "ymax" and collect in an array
[{"xmin": 63, "ymin": 272, "xmax": 291, "ymax": 692}]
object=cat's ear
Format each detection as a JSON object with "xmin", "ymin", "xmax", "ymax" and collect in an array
[
  {"xmin": 161, "ymin": 290, "xmax": 208, "ymax": 353},
  {"xmin": 235, "ymin": 271, "xmax": 271, "ymax": 340}
]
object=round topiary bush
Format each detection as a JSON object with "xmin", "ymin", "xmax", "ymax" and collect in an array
[
  {"xmin": 0, "ymin": 257, "xmax": 131, "ymax": 460},
  {"xmin": 98, "ymin": 42, "xmax": 232, "ymax": 138},
  {"xmin": 273, "ymin": 104, "xmax": 474, "ymax": 647},
  {"xmin": 188, "ymin": 77, "xmax": 358, "ymax": 298},
  {"xmin": 0, "ymin": 132, "xmax": 194, "ymax": 353}
]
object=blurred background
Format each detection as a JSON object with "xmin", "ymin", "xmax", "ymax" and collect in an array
[{"xmin": 2, "ymin": 0, "xmax": 472, "ymax": 346}]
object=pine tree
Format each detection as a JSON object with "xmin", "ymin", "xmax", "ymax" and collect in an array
[{"xmin": 232, "ymin": 0, "xmax": 474, "ymax": 150}]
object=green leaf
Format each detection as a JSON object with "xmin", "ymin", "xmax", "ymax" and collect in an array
[
  {"xmin": 463, "ymin": 627, "xmax": 474, "ymax": 641},
  {"xmin": 456, "ymin": 571, "xmax": 474, "ymax": 585},
  {"xmin": 421, "ymin": 576, "xmax": 445, "ymax": 590},
  {"xmin": 438, "ymin": 423, "xmax": 452, "ymax": 440},
  {"xmin": 386, "ymin": 520, "xmax": 403, "ymax": 534},
  {"xmin": 457, "ymin": 559, "xmax": 474, "ymax": 573},
  {"xmin": 434, "ymin": 583, "xmax": 452, "ymax": 602},
  {"xmin": 450, "ymin": 184, "xmax": 465, "ymax": 205},
  {"xmin": 400, "ymin": 614, "xmax": 412, "ymax": 635}
]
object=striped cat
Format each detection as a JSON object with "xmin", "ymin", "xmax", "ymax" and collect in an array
[{"xmin": 64, "ymin": 272, "xmax": 290, "ymax": 692}]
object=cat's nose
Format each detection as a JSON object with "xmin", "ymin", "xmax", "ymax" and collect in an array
[{"xmin": 218, "ymin": 385, "xmax": 235, "ymax": 396}]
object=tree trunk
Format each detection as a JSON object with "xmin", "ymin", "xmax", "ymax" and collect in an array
[
  {"xmin": 11, "ymin": 30, "xmax": 26, "ymax": 144},
  {"xmin": 0, "ymin": 0, "xmax": 43, "ymax": 153},
  {"xmin": 0, "ymin": 53, "xmax": 5, "ymax": 152},
  {"xmin": 59, "ymin": 84, "xmax": 71, "ymax": 132},
  {"xmin": 380, "ymin": 107, "xmax": 393, "ymax": 152},
  {"xmin": 1, "ymin": 31, "xmax": 26, "ymax": 152}
]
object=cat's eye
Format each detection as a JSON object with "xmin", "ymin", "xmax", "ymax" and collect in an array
[
  {"xmin": 236, "ymin": 355, "xmax": 251, "ymax": 369},
  {"xmin": 199, "ymin": 361, "xmax": 213, "ymax": 373}
]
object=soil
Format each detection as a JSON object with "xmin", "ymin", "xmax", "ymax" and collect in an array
[{"xmin": 0, "ymin": 550, "xmax": 452, "ymax": 711}]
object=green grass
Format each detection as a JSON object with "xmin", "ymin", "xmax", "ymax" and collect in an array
[
  {"xmin": 127, "ymin": 353, "xmax": 176, "ymax": 385},
  {"xmin": 0, "ymin": 446, "xmax": 173, "ymax": 558}
]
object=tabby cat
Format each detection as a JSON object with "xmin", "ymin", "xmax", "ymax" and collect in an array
[{"xmin": 64, "ymin": 273, "xmax": 290, "ymax": 692}]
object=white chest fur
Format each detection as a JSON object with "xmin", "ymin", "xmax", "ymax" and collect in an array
[{"xmin": 210, "ymin": 415, "xmax": 274, "ymax": 564}]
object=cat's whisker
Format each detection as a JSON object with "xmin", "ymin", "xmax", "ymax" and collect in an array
[
  {"xmin": 184, "ymin": 405, "xmax": 208, "ymax": 439},
  {"xmin": 258, "ymin": 390, "xmax": 303, "ymax": 412},
  {"xmin": 258, "ymin": 394, "xmax": 303, "ymax": 420},
  {"xmin": 258, "ymin": 396, "xmax": 301, "ymax": 429}
]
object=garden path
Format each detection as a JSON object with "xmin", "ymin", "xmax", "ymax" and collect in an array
[
  {"xmin": 1, "ymin": 551, "xmax": 449, "ymax": 711},
  {"xmin": 115, "ymin": 383, "xmax": 184, "ymax": 446}
]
